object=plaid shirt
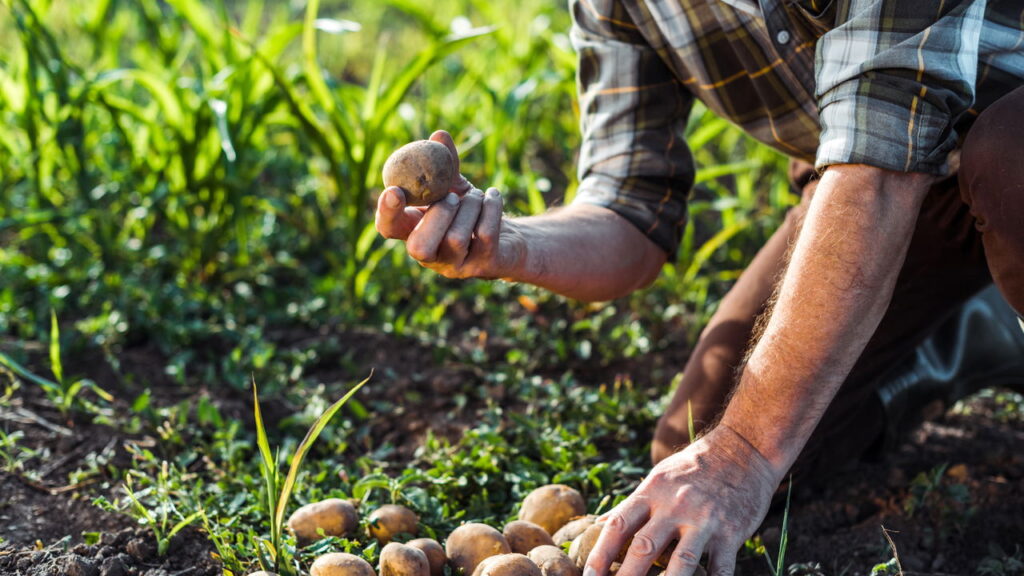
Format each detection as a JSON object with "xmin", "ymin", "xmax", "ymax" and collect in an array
[{"xmin": 570, "ymin": 0, "xmax": 1024, "ymax": 256}]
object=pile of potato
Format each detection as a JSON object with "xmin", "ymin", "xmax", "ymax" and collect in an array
[{"xmin": 251, "ymin": 484, "xmax": 626, "ymax": 576}]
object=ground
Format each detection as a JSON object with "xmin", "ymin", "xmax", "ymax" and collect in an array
[{"xmin": 1, "ymin": 330, "xmax": 1022, "ymax": 576}]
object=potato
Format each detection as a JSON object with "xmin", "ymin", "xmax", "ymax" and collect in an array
[
  {"xmin": 551, "ymin": 516, "xmax": 596, "ymax": 547},
  {"xmin": 503, "ymin": 520, "xmax": 555, "ymax": 554},
  {"xmin": 518, "ymin": 485, "xmax": 586, "ymax": 535},
  {"xmin": 407, "ymin": 538, "xmax": 447, "ymax": 576},
  {"xmin": 527, "ymin": 545, "xmax": 580, "ymax": 576},
  {"xmin": 310, "ymin": 553, "xmax": 377, "ymax": 576},
  {"xmin": 380, "ymin": 542, "xmax": 430, "ymax": 576},
  {"xmin": 367, "ymin": 504, "xmax": 419, "ymax": 544},
  {"xmin": 287, "ymin": 498, "xmax": 360, "ymax": 546},
  {"xmin": 567, "ymin": 523, "xmax": 672, "ymax": 570},
  {"xmin": 382, "ymin": 140, "xmax": 456, "ymax": 206},
  {"xmin": 445, "ymin": 523, "xmax": 512, "ymax": 575},
  {"xmin": 471, "ymin": 554, "xmax": 542, "ymax": 576},
  {"xmin": 567, "ymin": 523, "xmax": 603, "ymax": 570}
]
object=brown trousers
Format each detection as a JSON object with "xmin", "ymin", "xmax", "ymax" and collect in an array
[{"xmin": 652, "ymin": 86, "xmax": 1024, "ymax": 475}]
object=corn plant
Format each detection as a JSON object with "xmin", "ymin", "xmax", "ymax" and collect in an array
[{"xmin": 252, "ymin": 374, "xmax": 370, "ymax": 575}]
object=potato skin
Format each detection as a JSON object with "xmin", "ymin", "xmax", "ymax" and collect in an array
[
  {"xmin": 287, "ymin": 499, "xmax": 359, "ymax": 546},
  {"xmin": 382, "ymin": 140, "xmax": 455, "ymax": 206},
  {"xmin": 551, "ymin": 516, "xmax": 596, "ymax": 547},
  {"xmin": 527, "ymin": 545, "xmax": 581, "ymax": 576},
  {"xmin": 445, "ymin": 523, "xmax": 512, "ymax": 576},
  {"xmin": 471, "ymin": 553, "xmax": 542, "ymax": 576},
  {"xmin": 407, "ymin": 538, "xmax": 446, "ymax": 576},
  {"xmin": 518, "ymin": 485, "xmax": 586, "ymax": 535},
  {"xmin": 310, "ymin": 553, "xmax": 377, "ymax": 576},
  {"xmin": 567, "ymin": 523, "xmax": 603, "ymax": 570},
  {"xmin": 380, "ymin": 542, "xmax": 430, "ymax": 576},
  {"xmin": 367, "ymin": 504, "xmax": 420, "ymax": 544},
  {"xmin": 567, "ymin": 523, "xmax": 673, "ymax": 571},
  {"xmin": 502, "ymin": 520, "xmax": 555, "ymax": 555}
]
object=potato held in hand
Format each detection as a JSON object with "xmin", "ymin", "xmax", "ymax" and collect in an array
[{"xmin": 382, "ymin": 140, "xmax": 456, "ymax": 206}]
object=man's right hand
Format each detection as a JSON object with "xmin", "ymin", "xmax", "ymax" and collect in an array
[{"xmin": 374, "ymin": 130, "xmax": 524, "ymax": 280}]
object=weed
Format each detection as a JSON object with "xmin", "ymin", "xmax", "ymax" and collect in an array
[
  {"xmin": 252, "ymin": 375, "xmax": 370, "ymax": 575},
  {"xmin": 761, "ymin": 479, "xmax": 793, "ymax": 576},
  {"xmin": 0, "ymin": 312, "xmax": 111, "ymax": 416},
  {"xmin": 94, "ymin": 462, "xmax": 203, "ymax": 556}
]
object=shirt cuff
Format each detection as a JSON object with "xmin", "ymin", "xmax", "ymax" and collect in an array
[{"xmin": 815, "ymin": 80, "xmax": 958, "ymax": 175}]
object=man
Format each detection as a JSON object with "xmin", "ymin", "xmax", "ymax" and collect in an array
[{"xmin": 376, "ymin": 0, "xmax": 1024, "ymax": 573}]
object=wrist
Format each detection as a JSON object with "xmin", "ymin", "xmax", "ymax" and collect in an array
[
  {"xmin": 497, "ymin": 218, "xmax": 530, "ymax": 283},
  {"xmin": 718, "ymin": 365, "xmax": 809, "ymax": 480},
  {"xmin": 707, "ymin": 422, "xmax": 785, "ymax": 486}
]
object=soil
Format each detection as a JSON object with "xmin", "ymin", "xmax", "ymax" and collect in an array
[{"xmin": 1, "ymin": 331, "xmax": 1022, "ymax": 576}]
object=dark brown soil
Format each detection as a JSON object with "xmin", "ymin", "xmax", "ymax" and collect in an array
[
  {"xmin": 0, "ymin": 527, "xmax": 219, "ymax": 576},
  {"xmin": 2, "ymin": 332, "xmax": 1022, "ymax": 575}
]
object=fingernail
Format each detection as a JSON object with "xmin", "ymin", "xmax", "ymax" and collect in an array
[
  {"xmin": 468, "ymin": 188, "xmax": 484, "ymax": 198},
  {"xmin": 385, "ymin": 188, "xmax": 401, "ymax": 208},
  {"xmin": 445, "ymin": 192, "xmax": 459, "ymax": 205},
  {"xmin": 583, "ymin": 567, "xmax": 597, "ymax": 576},
  {"xmin": 486, "ymin": 187, "xmax": 501, "ymax": 198}
]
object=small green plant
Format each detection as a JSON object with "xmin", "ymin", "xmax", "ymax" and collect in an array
[
  {"xmin": 870, "ymin": 527, "xmax": 904, "ymax": 576},
  {"xmin": 0, "ymin": 429, "xmax": 28, "ymax": 473},
  {"xmin": 762, "ymin": 478, "xmax": 793, "ymax": 576},
  {"xmin": 0, "ymin": 311, "xmax": 111, "ymax": 416},
  {"xmin": 115, "ymin": 462, "xmax": 203, "ymax": 556},
  {"xmin": 252, "ymin": 374, "xmax": 370, "ymax": 575}
]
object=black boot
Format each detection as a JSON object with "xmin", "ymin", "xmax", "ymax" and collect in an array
[{"xmin": 876, "ymin": 284, "xmax": 1024, "ymax": 452}]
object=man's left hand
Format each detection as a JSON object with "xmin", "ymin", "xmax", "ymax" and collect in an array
[{"xmin": 584, "ymin": 424, "xmax": 781, "ymax": 576}]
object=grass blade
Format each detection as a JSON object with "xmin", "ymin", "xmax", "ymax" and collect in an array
[
  {"xmin": 272, "ymin": 374, "xmax": 371, "ymax": 535},
  {"xmin": 49, "ymin": 310, "xmax": 63, "ymax": 385}
]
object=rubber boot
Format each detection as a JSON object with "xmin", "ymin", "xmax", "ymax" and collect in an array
[{"xmin": 876, "ymin": 284, "xmax": 1024, "ymax": 452}]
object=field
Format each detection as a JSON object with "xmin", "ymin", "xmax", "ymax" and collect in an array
[{"xmin": 1, "ymin": 1, "xmax": 1023, "ymax": 575}]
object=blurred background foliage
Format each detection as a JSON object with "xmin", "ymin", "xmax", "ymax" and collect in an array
[{"xmin": 0, "ymin": 0, "xmax": 792, "ymax": 392}]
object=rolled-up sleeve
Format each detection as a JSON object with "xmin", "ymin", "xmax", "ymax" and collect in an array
[
  {"xmin": 570, "ymin": 0, "xmax": 695, "ymax": 257},
  {"xmin": 814, "ymin": 0, "xmax": 986, "ymax": 174}
]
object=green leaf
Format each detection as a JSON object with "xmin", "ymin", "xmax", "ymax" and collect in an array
[
  {"xmin": 273, "ymin": 374, "xmax": 371, "ymax": 536},
  {"xmin": 49, "ymin": 310, "xmax": 63, "ymax": 385}
]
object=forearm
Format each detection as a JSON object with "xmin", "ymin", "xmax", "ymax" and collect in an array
[
  {"xmin": 503, "ymin": 204, "xmax": 667, "ymax": 301},
  {"xmin": 720, "ymin": 165, "xmax": 933, "ymax": 477}
]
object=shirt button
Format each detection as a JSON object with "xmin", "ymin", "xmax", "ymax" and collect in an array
[{"xmin": 776, "ymin": 29, "xmax": 791, "ymax": 44}]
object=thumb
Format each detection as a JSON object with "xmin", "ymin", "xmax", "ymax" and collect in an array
[{"xmin": 429, "ymin": 129, "xmax": 473, "ymax": 195}]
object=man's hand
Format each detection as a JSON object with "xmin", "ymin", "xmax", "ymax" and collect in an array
[
  {"xmin": 375, "ymin": 130, "xmax": 668, "ymax": 301},
  {"xmin": 375, "ymin": 130, "xmax": 524, "ymax": 280},
  {"xmin": 585, "ymin": 425, "xmax": 779, "ymax": 576},
  {"xmin": 586, "ymin": 164, "xmax": 934, "ymax": 575}
]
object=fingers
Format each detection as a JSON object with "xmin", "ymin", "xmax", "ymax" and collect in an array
[
  {"xmin": 438, "ymin": 189, "xmax": 484, "ymax": 266},
  {"xmin": 585, "ymin": 500, "xmax": 651, "ymax": 576},
  {"xmin": 614, "ymin": 522, "xmax": 676, "ymax": 576},
  {"xmin": 472, "ymin": 188, "xmax": 503, "ymax": 260},
  {"xmin": 429, "ymin": 129, "xmax": 474, "ymax": 195},
  {"xmin": 406, "ymin": 192, "xmax": 460, "ymax": 263},
  {"xmin": 663, "ymin": 528, "xmax": 712, "ymax": 576},
  {"xmin": 375, "ymin": 186, "xmax": 424, "ymax": 240},
  {"xmin": 705, "ymin": 540, "xmax": 739, "ymax": 576}
]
